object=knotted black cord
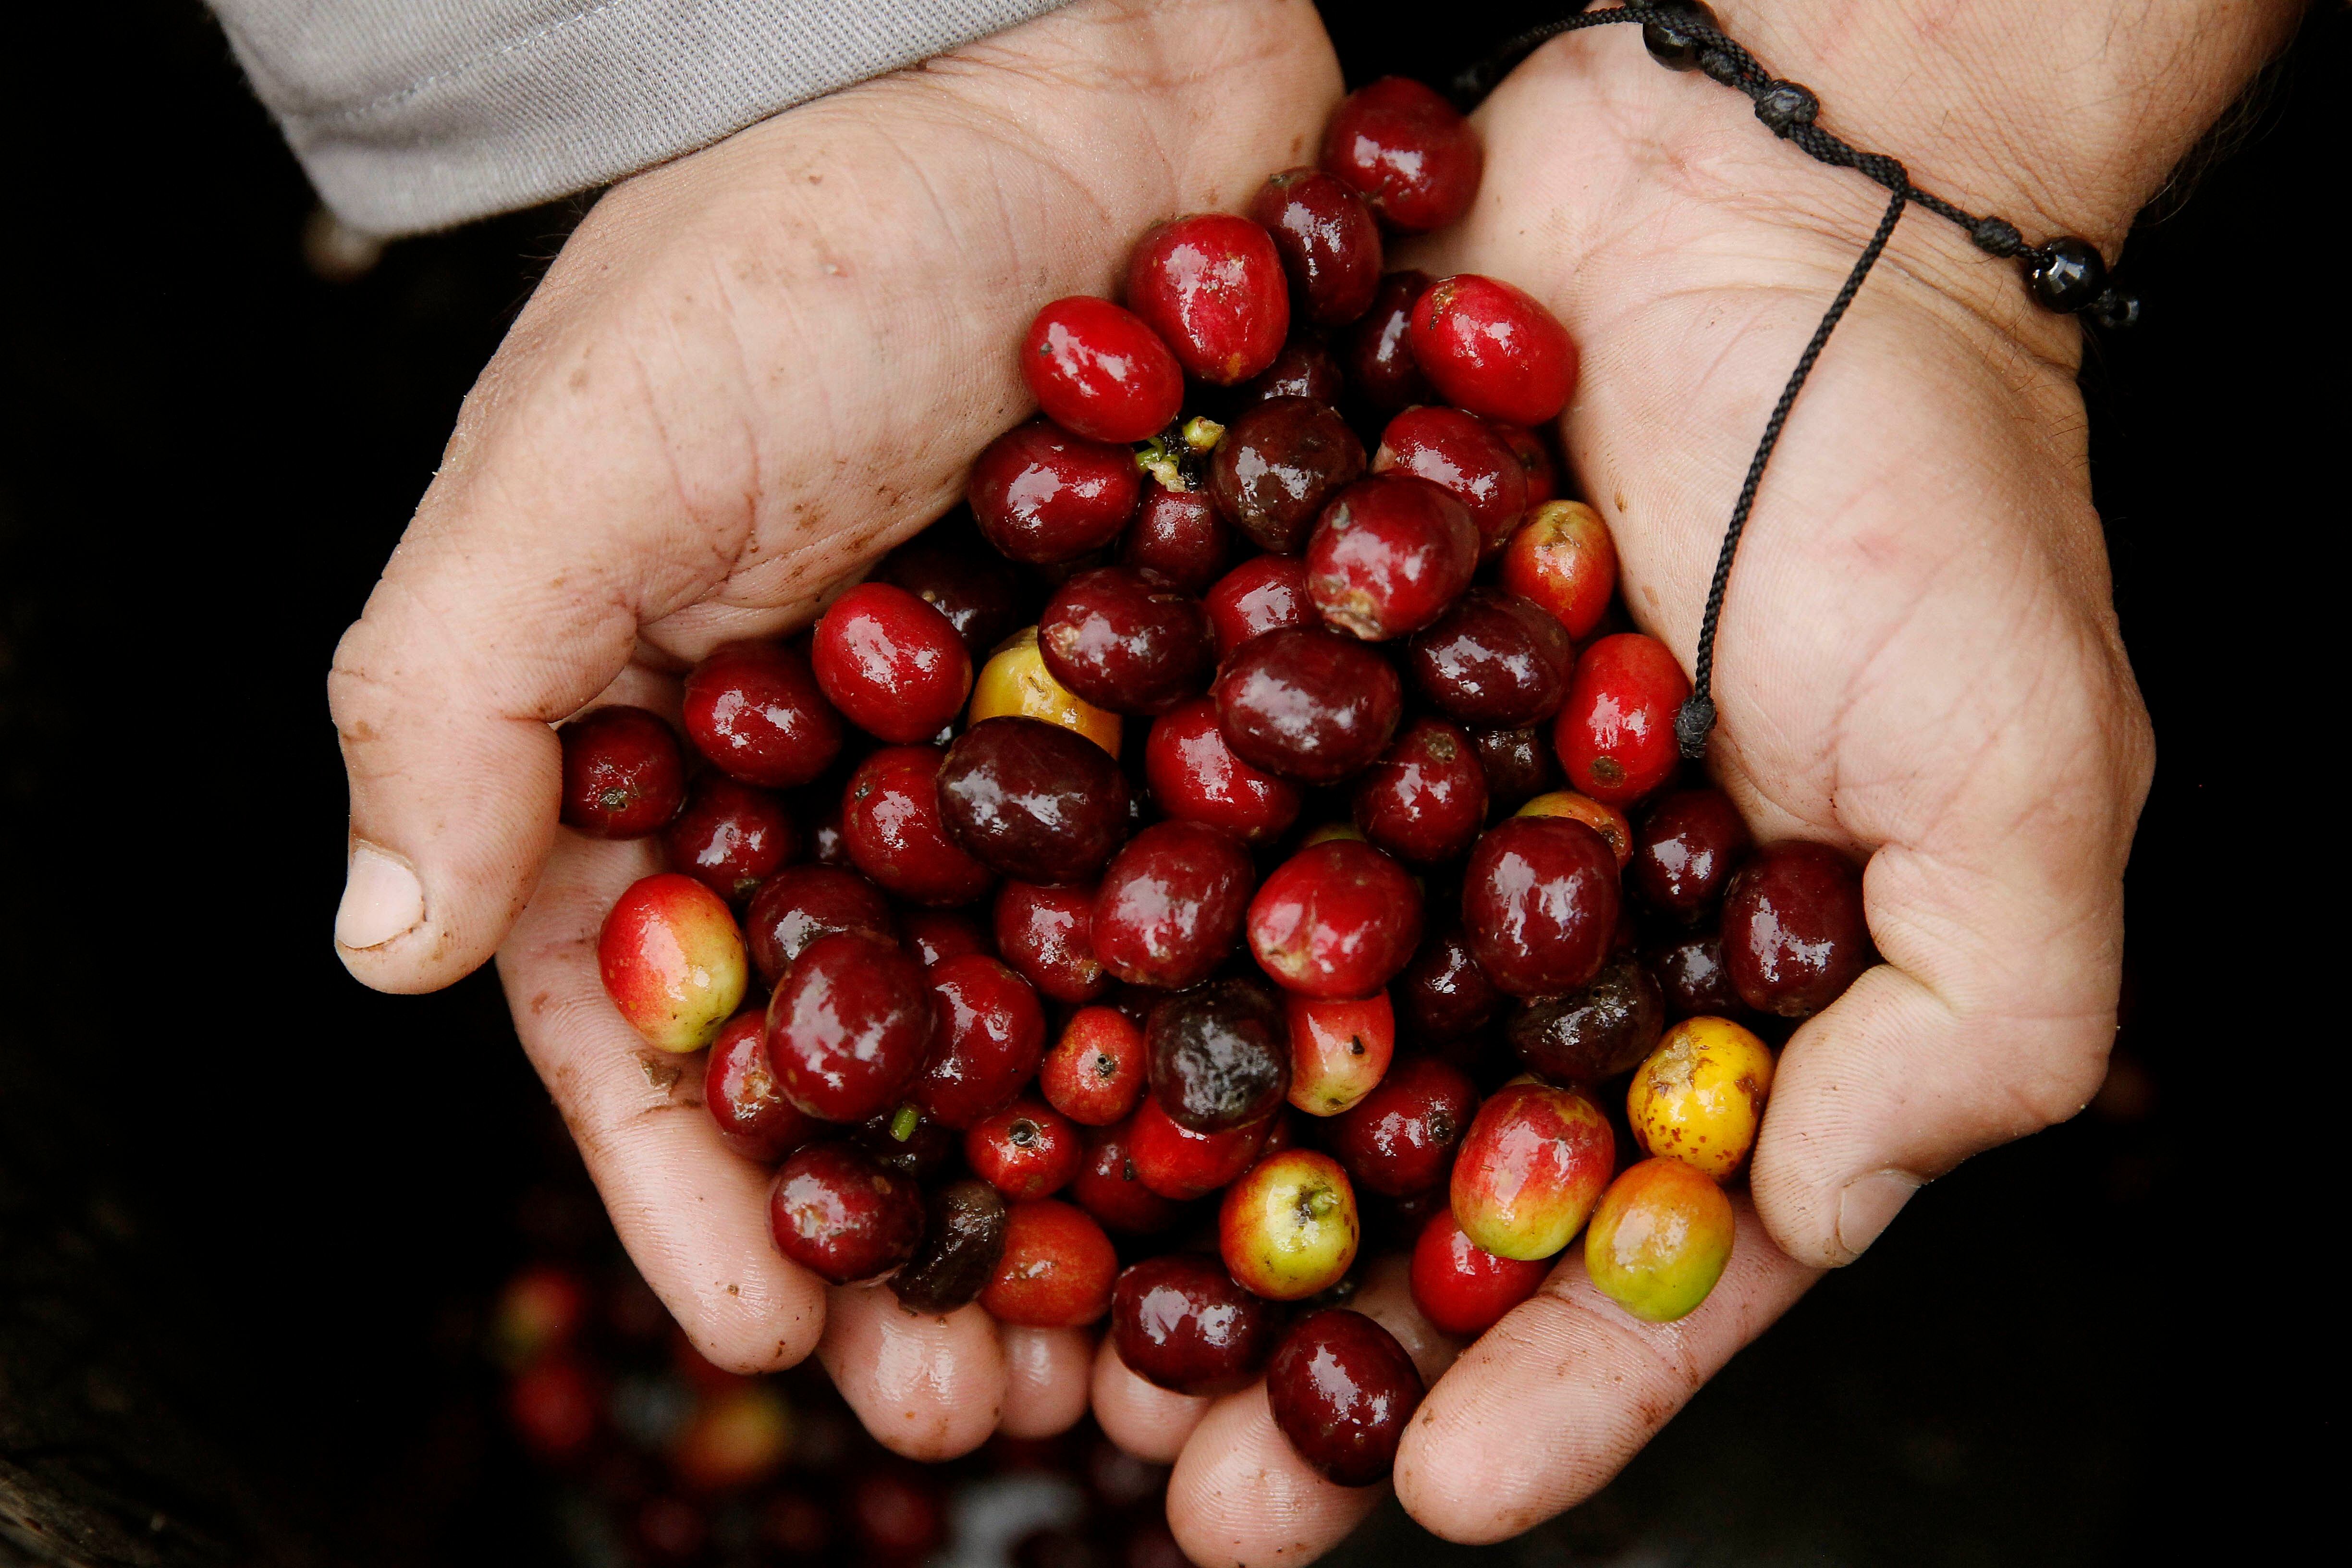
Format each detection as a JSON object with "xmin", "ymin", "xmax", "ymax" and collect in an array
[{"xmin": 1450, "ymin": 1, "xmax": 2136, "ymax": 760}]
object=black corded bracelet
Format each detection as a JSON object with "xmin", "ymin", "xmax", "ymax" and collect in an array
[{"xmin": 1453, "ymin": 0, "xmax": 2138, "ymax": 761}]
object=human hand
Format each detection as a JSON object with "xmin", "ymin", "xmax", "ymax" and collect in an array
[
  {"xmin": 324, "ymin": 0, "xmax": 1340, "ymax": 1456},
  {"xmin": 1119, "ymin": 2, "xmax": 2292, "ymax": 1556}
]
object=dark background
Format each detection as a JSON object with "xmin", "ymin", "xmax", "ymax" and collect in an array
[{"xmin": 2, "ymin": 2, "xmax": 2333, "ymax": 1563}]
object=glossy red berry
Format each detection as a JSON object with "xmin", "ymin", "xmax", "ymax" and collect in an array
[
  {"xmin": 768, "ymin": 1141, "xmax": 924, "ymax": 1284},
  {"xmin": 900, "ymin": 907, "xmax": 993, "ymax": 969},
  {"xmin": 1020, "ymin": 296, "xmax": 1184, "ymax": 443},
  {"xmin": 1409, "ymin": 274, "xmax": 1577, "ymax": 427},
  {"xmin": 1090, "ymin": 820, "xmax": 1256, "ymax": 990},
  {"xmin": 1121, "ymin": 483, "xmax": 1233, "ymax": 595},
  {"xmin": 937, "ymin": 716, "xmax": 1130, "ymax": 883},
  {"xmin": 1470, "ymin": 724, "xmax": 1562, "ymax": 814},
  {"xmin": 1352, "ymin": 716, "xmax": 1488, "ymax": 865},
  {"xmin": 1372, "ymin": 406, "xmax": 1529, "ymax": 556},
  {"xmin": 1070, "ymin": 1115, "xmax": 1189, "ymax": 1233},
  {"xmin": 1722, "ymin": 841, "xmax": 1875, "ymax": 1018},
  {"xmin": 840, "ymin": 745, "xmax": 995, "ymax": 906},
  {"xmin": 909, "ymin": 954, "xmax": 1046, "ymax": 1129},
  {"xmin": 1143, "ymin": 697, "xmax": 1303, "ymax": 845},
  {"xmin": 980, "ymin": 1199, "xmax": 1118, "ymax": 1328},
  {"xmin": 765, "ymin": 931, "xmax": 935, "ymax": 1122},
  {"xmin": 1326, "ymin": 1054, "xmax": 1478, "ymax": 1197},
  {"xmin": 968, "ymin": 418, "xmax": 1143, "ymax": 565},
  {"xmin": 993, "ymin": 881, "xmax": 1109, "ymax": 1005},
  {"xmin": 1265, "ymin": 1308, "xmax": 1425, "ymax": 1486},
  {"xmin": 1460, "ymin": 816, "xmax": 1621, "ymax": 999},
  {"xmin": 1489, "ymin": 421, "xmax": 1559, "ymax": 507},
  {"xmin": 1646, "ymin": 928, "xmax": 1747, "ymax": 1019},
  {"xmin": 559, "ymin": 705, "xmax": 687, "ymax": 837},
  {"xmin": 1147, "ymin": 977, "xmax": 1291, "ymax": 1133},
  {"xmin": 1208, "ymin": 396, "xmax": 1367, "ymax": 555},
  {"xmin": 1040, "ymin": 1005, "xmax": 1149, "ymax": 1126},
  {"xmin": 1214, "ymin": 626, "xmax": 1403, "ymax": 785},
  {"xmin": 1286, "ymin": 990, "xmax": 1396, "ymax": 1117},
  {"xmin": 1554, "ymin": 633, "xmax": 1690, "ymax": 806},
  {"xmin": 1039, "ymin": 567, "xmax": 1215, "ymax": 717},
  {"xmin": 873, "ymin": 520, "xmax": 1033, "ymax": 661},
  {"xmin": 1125, "ymin": 214, "xmax": 1290, "ymax": 386},
  {"xmin": 1248, "ymin": 839, "xmax": 1423, "ymax": 1000},
  {"xmin": 1111, "ymin": 1252, "xmax": 1282, "ymax": 1396},
  {"xmin": 1630, "ymin": 788, "xmax": 1753, "ymax": 921},
  {"xmin": 1407, "ymin": 587, "xmax": 1576, "ymax": 729},
  {"xmin": 1394, "ymin": 925, "xmax": 1505, "ymax": 1045},
  {"xmin": 811, "ymin": 583, "xmax": 973, "ymax": 745},
  {"xmin": 1249, "ymin": 168, "xmax": 1384, "ymax": 328},
  {"xmin": 705, "ymin": 1011, "xmax": 822, "ymax": 1164},
  {"xmin": 1320, "ymin": 76, "xmax": 1483, "ymax": 233},
  {"xmin": 1127, "ymin": 1096, "xmax": 1271, "ymax": 1200},
  {"xmin": 1204, "ymin": 554, "xmax": 1315, "ymax": 660},
  {"xmin": 965, "ymin": 1097, "xmax": 1083, "ymax": 1201},
  {"xmin": 1408, "ymin": 1207, "xmax": 1549, "ymax": 1337},
  {"xmin": 665, "ymin": 775, "xmax": 794, "ymax": 906},
  {"xmin": 1236, "ymin": 338, "xmax": 1347, "ymax": 406},
  {"xmin": 745, "ymin": 864, "xmax": 896, "ymax": 987},
  {"xmin": 1306, "ymin": 475, "xmax": 1479, "ymax": 642},
  {"xmin": 1343, "ymin": 271, "xmax": 1433, "ymax": 412},
  {"xmin": 683, "ymin": 641, "xmax": 845, "ymax": 789},
  {"xmin": 1501, "ymin": 500, "xmax": 1616, "ymax": 640}
]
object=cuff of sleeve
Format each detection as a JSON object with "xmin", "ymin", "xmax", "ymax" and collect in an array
[{"xmin": 220, "ymin": 0, "xmax": 1074, "ymax": 236}]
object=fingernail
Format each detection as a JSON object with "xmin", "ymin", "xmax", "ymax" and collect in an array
[
  {"xmin": 336, "ymin": 842, "xmax": 425, "ymax": 950},
  {"xmin": 1835, "ymin": 1169, "xmax": 1921, "ymax": 1261}
]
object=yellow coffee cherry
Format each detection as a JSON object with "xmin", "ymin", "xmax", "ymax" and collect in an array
[
  {"xmin": 1517, "ymin": 790, "xmax": 1631, "ymax": 867},
  {"xmin": 1627, "ymin": 1017, "xmax": 1775, "ymax": 1180},
  {"xmin": 968, "ymin": 627, "xmax": 1120, "ymax": 755}
]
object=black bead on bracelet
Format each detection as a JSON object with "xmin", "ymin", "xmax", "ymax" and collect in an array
[{"xmin": 1454, "ymin": 0, "xmax": 2139, "ymax": 760}]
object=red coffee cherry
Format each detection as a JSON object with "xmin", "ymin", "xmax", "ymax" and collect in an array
[
  {"xmin": 1306, "ymin": 475, "xmax": 1479, "ymax": 642},
  {"xmin": 1236, "ymin": 338, "xmax": 1347, "ymax": 407},
  {"xmin": 993, "ymin": 880, "xmax": 1109, "ymax": 1005},
  {"xmin": 559, "ymin": 705, "xmax": 687, "ymax": 837},
  {"xmin": 1039, "ymin": 567, "xmax": 1215, "ymax": 718},
  {"xmin": 1488, "ymin": 420, "xmax": 1559, "ymax": 507},
  {"xmin": 1265, "ymin": 1308, "xmax": 1425, "ymax": 1486},
  {"xmin": 1408, "ymin": 1207, "xmax": 1549, "ymax": 1337},
  {"xmin": 810, "ymin": 582, "xmax": 973, "ymax": 745},
  {"xmin": 1393, "ymin": 924, "xmax": 1505, "ymax": 1046},
  {"xmin": 1144, "ymin": 697, "xmax": 1304, "ymax": 846},
  {"xmin": 1214, "ymin": 625, "xmax": 1404, "ymax": 785},
  {"xmin": 1326, "ymin": 1053, "xmax": 1478, "ymax": 1197},
  {"xmin": 1204, "ymin": 553, "xmax": 1315, "ymax": 660},
  {"xmin": 1125, "ymin": 214, "xmax": 1290, "ymax": 386},
  {"xmin": 909, "ymin": 954, "xmax": 1047, "ymax": 1129},
  {"xmin": 937, "ymin": 716, "xmax": 1130, "ymax": 883},
  {"xmin": 704, "ymin": 1011, "xmax": 821, "ymax": 1164},
  {"xmin": 1343, "ymin": 270, "xmax": 1434, "ymax": 412},
  {"xmin": 1407, "ymin": 587, "xmax": 1577, "ymax": 729},
  {"xmin": 1721, "ymin": 841, "xmax": 1875, "ymax": 1018},
  {"xmin": 1629, "ymin": 787, "xmax": 1753, "ymax": 921},
  {"xmin": 665, "ymin": 775, "xmax": 794, "ymax": 906},
  {"xmin": 968, "ymin": 418, "xmax": 1143, "ymax": 565},
  {"xmin": 965, "ymin": 1097, "xmax": 1083, "ymax": 1201},
  {"xmin": 1646, "ymin": 928, "xmax": 1748, "ymax": 1020},
  {"xmin": 1019, "ymin": 295, "xmax": 1183, "ymax": 443},
  {"xmin": 744, "ymin": 864, "xmax": 896, "ymax": 987},
  {"xmin": 1208, "ymin": 396, "xmax": 1367, "ymax": 555},
  {"xmin": 1352, "ymin": 716, "xmax": 1489, "ymax": 866},
  {"xmin": 1554, "ymin": 633, "xmax": 1690, "ymax": 807},
  {"xmin": 1320, "ymin": 76, "xmax": 1483, "ymax": 233},
  {"xmin": 1111, "ymin": 1252, "xmax": 1282, "ymax": 1396},
  {"xmin": 1120, "ymin": 483, "xmax": 1233, "ymax": 595},
  {"xmin": 1249, "ymin": 167, "xmax": 1384, "ymax": 327},
  {"xmin": 1372, "ymin": 405, "xmax": 1530, "ymax": 556},
  {"xmin": 1040, "ymin": 1005, "xmax": 1149, "ymax": 1126},
  {"xmin": 900, "ymin": 907, "xmax": 993, "ymax": 969},
  {"xmin": 1127, "ymin": 1096, "xmax": 1271, "ymax": 1200},
  {"xmin": 765, "ymin": 931, "xmax": 934, "ymax": 1123},
  {"xmin": 683, "ymin": 641, "xmax": 845, "ymax": 789},
  {"xmin": 1247, "ymin": 839, "xmax": 1424, "ymax": 1001},
  {"xmin": 1460, "ymin": 815, "xmax": 1620, "ymax": 999},
  {"xmin": 1501, "ymin": 500, "xmax": 1617, "ymax": 640},
  {"xmin": 1147, "ymin": 977, "xmax": 1291, "ymax": 1133},
  {"xmin": 1090, "ymin": 820, "xmax": 1256, "ymax": 990},
  {"xmin": 980, "ymin": 1199, "xmax": 1118, "ymax": 1328},
  {"xmin": 1470, "ymin": 724, "xmax": 1562, "ymax": 814},
  {"xmin": 1070, "ymin": 1115, "xmax": 1188, "ymax": 1234},
  {"xmin": 1409, "ymin": 274, "xmax": 1577, "ymax": 427},
  {"xmin": 768, "ymin": 1141, "xmax": 923, "ymax": 1284},
  {"xmin": 840, "ymin": 745, "xmax": 995, "ymax": 907}
]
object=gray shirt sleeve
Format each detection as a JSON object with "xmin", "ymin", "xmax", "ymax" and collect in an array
[{"xmin": 211, "ymin": 0, "xmax": 1074, "ymax": 236}]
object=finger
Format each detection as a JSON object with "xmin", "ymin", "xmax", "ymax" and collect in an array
[
  {"xmin": 495, "ymin": 825, "xmax": 825, "ymax": 1372},
  {"xmin": 1348, "ymin": 1250, "xmax": 1464, "ymax": 1386},
  {"xmin": 1090, "ymin": 1331, "xmax": 1212, "ymax": 1463},
  {"xmin": 998, "ymin": 1325, "xmax": 1095, "ymax": 1438},
  {"xmin": 1165, "ymin": 1383, "xmax": 1384, "ymax": 1568},
  {"xmin": 818, "ymin": 1288, "xmax": 1008, "ymax": 1461},
  {"xmin": 1393, "ymin": 1200, "xmax": 1815, "ymax": 1544}
]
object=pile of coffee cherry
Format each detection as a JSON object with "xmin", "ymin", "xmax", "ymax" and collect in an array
[{"xmin": 581, "ymin": 74, "xmax": 1873, "ymax": 1490}]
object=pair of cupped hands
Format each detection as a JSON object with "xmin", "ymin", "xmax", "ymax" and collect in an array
[{"xmin": 328, "ymin": 0, "xmax": 2288, "ymax": 1557}]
